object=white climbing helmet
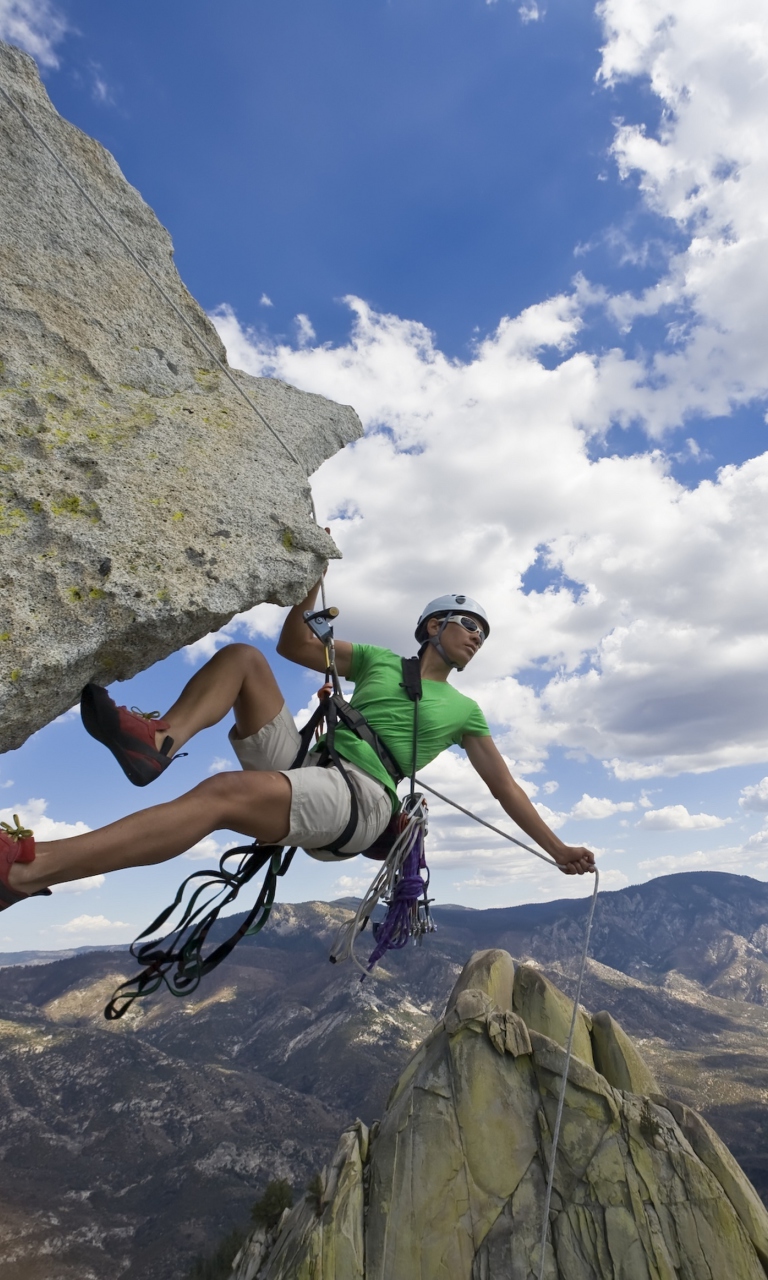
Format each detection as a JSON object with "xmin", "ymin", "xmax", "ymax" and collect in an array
[{"xmin": 415, "ymin": 594, "xmax": 490, "ymax": 644}]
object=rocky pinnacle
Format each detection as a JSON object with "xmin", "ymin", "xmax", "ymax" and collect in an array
[{"xmin": 233, "ymin": 949, "xmax": 768, "ymax": 1280}]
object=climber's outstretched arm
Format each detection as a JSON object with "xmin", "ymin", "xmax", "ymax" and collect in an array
[
  {"xmin": 277, "ymin": 579, "xmax": 353, "ymax": 676},
  {"xmin": 463, "ymin": 734, "xmax": 595, "ymax": 876}
]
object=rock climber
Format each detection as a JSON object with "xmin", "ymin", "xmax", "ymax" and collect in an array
[{"xmin": 0, "ymin": 587, "xmax": 595, "ymax": 910}]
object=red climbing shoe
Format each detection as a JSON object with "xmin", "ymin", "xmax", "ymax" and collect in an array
[
  {"xmin": 80, "ymin": 683, "xmax": 175, "ymax": 787},
  {"xmin": 0, "ymin": 815, "xmax": 37, "ymax": 911}
]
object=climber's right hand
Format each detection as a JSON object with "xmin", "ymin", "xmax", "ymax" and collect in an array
[{"xmin": 554, "ymin": 845, "xmax": 596, "ymax": 875}]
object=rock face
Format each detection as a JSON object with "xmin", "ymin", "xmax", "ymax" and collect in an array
[
  {"xmin": 234, "ymin": 949, "xmax": 768, "ymax": 1280},
  {"xmin": 0, "ymin": 41, "xmax": 361, "ymax": 753}
]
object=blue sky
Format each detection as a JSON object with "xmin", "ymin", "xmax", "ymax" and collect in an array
[{"xmin": 2, "ymin": 0, "xmax": 768, "ymax": 952}]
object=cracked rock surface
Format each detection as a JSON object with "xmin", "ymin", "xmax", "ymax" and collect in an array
[
  {"xmin": 233, "ymin": 949, "xmax": 768, "ymax": 1280},
  {"xmin": 0, "ymin": 40, "xmax": 361, "ymax": 752}
]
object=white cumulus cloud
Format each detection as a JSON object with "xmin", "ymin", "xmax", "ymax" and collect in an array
[
  {"xmin": 209, "ymin": 756, "xmax": 235, "ymax": 774},
  {"xmin": 56, "ymin": 914, "xmax": 131, "ymax": 935},
  {"xmin": 0, "ymin": 0, "xmax": 67, "ymax": 67},
  {"xmin": 213, "ymin": 285, "xmax": 768, "ymax": 784},
  {"xmin": 569, "ymin": 794, "xmax": 635, "ymax": 820},
  {"xmin": 184, "ymin": 603, "xmax": 288, "ymax": 664},
  {"xmin": 331, "ymin": 873, "xmax": 373, "ymax": 898},
  {"xmin": 0, "ymin": 797, "xmax": 90, "ymax": 841},
  {"xmin": 51, "ymin": 874, "xmax": 105, "ymax": 895},
  {"xmin": 184, "ymin": 835, "xmax": 242, "ymax": 862},
  {"xmin": 638, "ymin": 804, "xmax": 729, "ymax": 830},
  {"xmin": 638, "ymin": 839, "xmax": 768, "ymax": 877},
  {"xmin": 739, "ymin": 777, "xmax": 768, "ymax": 813}
]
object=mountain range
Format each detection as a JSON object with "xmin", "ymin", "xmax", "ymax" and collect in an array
[{"xmin": 1, "ymin": 870, "xmax": 767, "ymax": 1279}]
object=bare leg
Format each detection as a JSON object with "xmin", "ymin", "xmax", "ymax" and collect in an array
[
  {"xmin": 155, "ymin": 643, "xmax": 284, "ymax": 755},
  {"xmin": 8, "ymin": 771, "xmax": 292, "ymax": 895}
]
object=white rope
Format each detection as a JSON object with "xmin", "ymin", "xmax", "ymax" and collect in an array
[
  {"xmin": 414, "ymin": 777, "xmax": 600, "ymax": 1280},
  {"xmin": 0, "ymin": 79, "xmax": 303, "ymax": 472},
  {"xmin": 534, "ymin": 874, "xmax": 599, "ymax": 1280}
]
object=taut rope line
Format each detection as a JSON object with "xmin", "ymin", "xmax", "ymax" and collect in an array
[{"xmin": 416, "ymin": 778, "xmax": 600, "ymax": 1280}]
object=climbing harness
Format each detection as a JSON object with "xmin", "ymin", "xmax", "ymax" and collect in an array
[{"xmin": 4, "ymin": 73, "xmax": 598, "ymax": 1265}]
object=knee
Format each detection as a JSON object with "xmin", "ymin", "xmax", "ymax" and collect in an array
[
  {"xmin": 197, "ymin": 770, "xmax": 251, "ymax": 807},
  {"xmin": 225, "ymin": 642, "xmax": 273, "ymax": 678},
  {"xmin": 195, "ymin": 769, "xmax": 278, "ymax": 818}
]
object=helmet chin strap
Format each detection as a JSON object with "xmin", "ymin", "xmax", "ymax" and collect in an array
[{"xmin": 428, "ymin": 620, "xmax": 464, "ymax": 671}]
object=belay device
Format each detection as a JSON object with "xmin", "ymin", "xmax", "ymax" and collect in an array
[{"xmin": 104, "ymin": 604, "xmax": 435, "ymax": 1019}]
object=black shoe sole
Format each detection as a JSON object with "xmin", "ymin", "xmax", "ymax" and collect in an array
[{"xmin": 80, "ymin": 683, "xmax": 171, "ymax": 787}]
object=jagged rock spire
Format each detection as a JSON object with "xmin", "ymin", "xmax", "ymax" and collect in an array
[{"xmin": 232, "ymin": 948, "xmax": 768, "ymax": 1279}]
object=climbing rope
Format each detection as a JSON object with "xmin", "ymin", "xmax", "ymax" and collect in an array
[
  {"xmin": 414, "ymin": 778, "xmax": 599, "ymax": 1280},
  {"xmin": 328, "ymin": 793, "xmax": 432, "ymax": 975}
]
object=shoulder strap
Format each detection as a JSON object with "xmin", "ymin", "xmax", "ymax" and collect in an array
[
  {"xmin": 400, "ymin": 656, "xmax": 423, "ymax": 702},
  {"xmin": 330, "ymin": 694, "xmax": 404, "ymax": 783},
  {"xmin": 401, "ymin": 656, "xmax": 422, "ymax": 796}
]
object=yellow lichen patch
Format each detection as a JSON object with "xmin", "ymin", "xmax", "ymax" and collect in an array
[
  {"xmin": 0, "ymin": 632, "xmax": 10, "ymax": 641},
  {"xmin": 10, "ymin": 669, "xmax": 21, "ymax": 681},
  {"xmin": 50, "ymin": 493, "xmax": 101, "ymax": 521},
  {"xmin": 171, "ymin": 511, "xmax": 185, "ymax": 521},
  {"xmin": 194, "ymin": 368, "xmax": 220, "ymax": 391},
  {"xmin": 282, "ymin": 527, "xmax": 294, "ymax": 550},
  {"xmin": 89, "ymin": 588, "xmax": 106, "ymax": 600},
  {"xmin": 67, "ymin": 587, "xmax": 83, "ymax": 603},
  {"xmin": 51, "ymin": 493, "xmax": 82, "ymax": 515},
  {"xmin": 0, "ymin": 500, "xmax": 27, "ymax": 535}
]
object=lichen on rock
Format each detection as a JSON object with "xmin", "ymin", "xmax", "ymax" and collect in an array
[
  {"xmin": 0, "ymin": 40, "xmax": 361, "ymax": 752},
  {"xmin": 235, "ymin": 948, "xmax": 768, "ymax": 1279}
]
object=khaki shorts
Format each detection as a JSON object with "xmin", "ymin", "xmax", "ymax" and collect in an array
[{"xmin": 228, "ymin": 703, "xmax": 392, "ymax": 860}]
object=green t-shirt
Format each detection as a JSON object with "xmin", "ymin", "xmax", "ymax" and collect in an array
[{"xmin": 321, "ymin": 644, "xmax": 490, "ymax": 806}]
